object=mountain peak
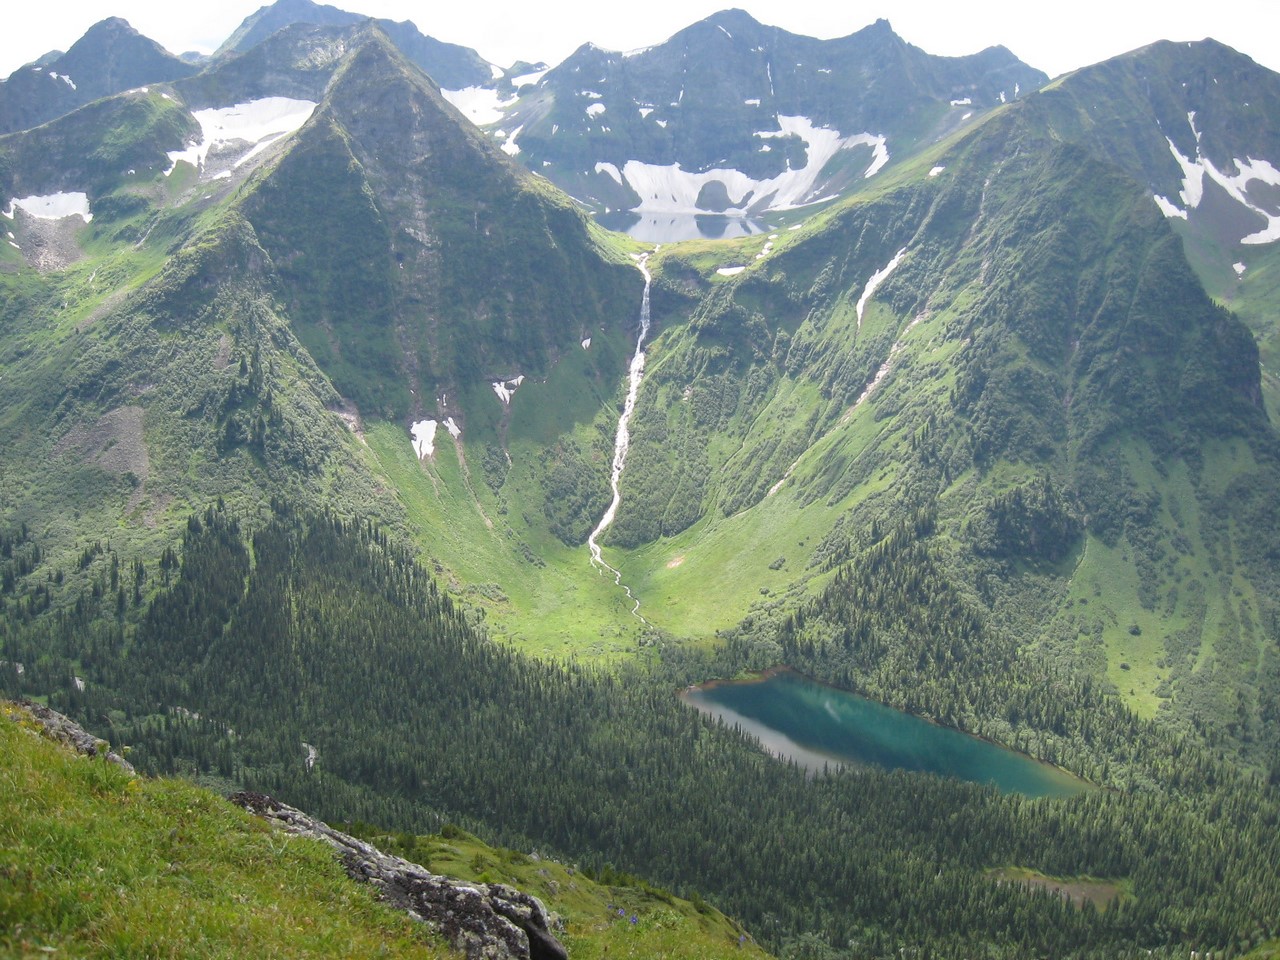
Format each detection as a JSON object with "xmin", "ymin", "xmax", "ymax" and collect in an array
[{"xmin": 0, "ymin": 15, "xmax": 194, "ymax": 135}]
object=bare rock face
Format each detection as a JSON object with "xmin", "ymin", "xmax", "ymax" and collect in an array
[{"xmin": 229, "ymin": 791, "xmax": 567, "ymax": 960}]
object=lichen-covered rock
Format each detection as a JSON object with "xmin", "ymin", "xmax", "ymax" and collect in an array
[{"xmin": 230, "ymin": 791, "xmax": 566, "ymax": 960}]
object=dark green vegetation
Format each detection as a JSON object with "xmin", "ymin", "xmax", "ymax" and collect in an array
[
  {"xmin": 682, "ymin": 670, "xmax": 1090, "ymax": 797},
  {"xmin": 3, "ymin": 505, "xmax": 1279, "ymax": 958}
]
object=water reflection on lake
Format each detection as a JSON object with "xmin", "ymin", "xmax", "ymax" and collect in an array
[
  {"xmin": 596, "ymin": 210, "xmax": 769, "ymax": 243},
  {"xmin": 681, "ymin": 670, "xmax": 1091, "ymax": 799}
]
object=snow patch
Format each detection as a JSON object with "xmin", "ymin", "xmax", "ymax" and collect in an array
[
  {"xmin": 638, "ymin": 107, "xmax": 654, "ymax": 118},
  {"xmin": 744, "ymin": 98, "xmax": 760, "ymax": 106},
  {"xmin": 5, "ymin": 191, "xmax": 92, "ymax": 222},
  {"xmin": 443, "ymin": 417, "xmax": 462, "ymax": 439},
  {"xmin": 717, "ymin": 265, "xmax": 747, "ymax": 276},
  {"xmin": 500, "ymin": 125, "xmax": 523, "ymax": 156},
  {"xmin": 856, "ymin": 248, "xmax": 908, "ymax": 330},
  {"xmin": 586, "ymin": 102, "xmax": 606, "ymax": 118},
  {"xmin": 581, "ymin": 90, "xmax": 603, "ymax": 99},
  {"xmin": 655, "ymin": 119, "xmax": 668, "ymax": 128},
  {"xmin": 717, "ymin": 25, "xmax": 733, "ymax": 39},
  {"xmin": 441, "ymin": 86, "xmax": 516, "ymax": 125},
  {"xmin": 582, "ymin": 337, "xmax": 592, "ymax": 349},
  {"xmin": 492, "ymin": 375, "xmax": 525, "ymax": 404},
  {"xmin": 929, "ymin": 166, "xmax": 946, "ymax": 177},
  {"xmin": 490, "ymin": 63, "xmax": 505, "ymax": 80},
  {"xmin": 411, "ymin": 420, "xmax": 438, "ymax": 459},
  {"xmin": 949, "ymin": 97, "xmax": 971, "ymax": 106},
  {"xmin": 1153, "ymin": 194, "xmax": 1188, "ymax": 219},
  {"xmin": 1234, "ymin": 262, "xmax": 1247, "ymax": 276},
  {"xmin": 595, "ymin": 161, "xmax": 623, "ymax": 185},
  {"xmin": 49, "ymin": 71, "xmax": 76, "ymax": 90},
  {"xmin": 511, "ymin": 67, "xmax": 549, "ymax": 87},
  {"xmin": 165, "ymin": 97, "xmax": 316, "ymax": 176}
]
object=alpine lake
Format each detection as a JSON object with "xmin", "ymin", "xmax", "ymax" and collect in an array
[{"xmin": 681, "ymin": 670, "xmax": 1092, "ymax": 799}]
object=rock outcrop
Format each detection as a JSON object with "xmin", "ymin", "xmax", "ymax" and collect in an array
[
  {"xmin": 230, "ymin": 791, "xmax": 567, "ymax": 960},
  {"xmin": 13, "ymin": 698, "xmax": 135, "ymax": 772}
]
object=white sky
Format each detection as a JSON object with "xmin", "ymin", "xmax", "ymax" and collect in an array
[{"xmin": 2, "ymin": 1, "xmax": 1278, "ymax": 82}]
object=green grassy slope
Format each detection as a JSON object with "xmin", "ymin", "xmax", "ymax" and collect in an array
[{"xmin": 0, "ymin": 701, "xmax": 452, "ymax": 959}]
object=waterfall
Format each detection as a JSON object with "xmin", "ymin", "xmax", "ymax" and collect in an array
[{"xmin": 587, "ymin": 250, "xmax": 653, "ymax": 621}]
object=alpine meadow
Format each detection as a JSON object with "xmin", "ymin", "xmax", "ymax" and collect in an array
[{"xmin": 2, "ymin": 4, "xmax": 1280, "ymax": 959}]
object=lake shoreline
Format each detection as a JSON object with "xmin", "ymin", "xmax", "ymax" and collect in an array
[{"xmin": 681, "ymin": 665, "xmax": 1093, "ymax": 798}]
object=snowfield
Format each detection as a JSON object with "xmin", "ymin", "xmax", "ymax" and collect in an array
[
  {"xmin": 492, "ymin": 376, "xmax": 525, "ymax": 404},
  {"xmin": 856, "ymin": 248, "xmax": 908, "ymax": 329},
  {"xmin": 610, "ymin": 116, "xmax": 888, "ymax": 217},
  {"xmin": 166, "ymin": 98, "xmax": 317, "ymax": 175},
  {"xmin": 441, "ymin": 86, "xmax": 516, "ymax": 125},
  {"xmin": 3, "ymin": 192, "xmax": 93, "ymax": 222}
]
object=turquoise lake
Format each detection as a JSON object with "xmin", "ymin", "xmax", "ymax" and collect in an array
[{"xmin": 681, "ymin": 670, "xmax": 1090, "ymax": 799}]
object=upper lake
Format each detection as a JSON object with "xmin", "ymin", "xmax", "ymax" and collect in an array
[{"xmin": 681, "ymin": 670, "xmax": 1091, "ymax": 799}]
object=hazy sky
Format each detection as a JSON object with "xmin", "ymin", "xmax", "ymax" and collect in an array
[{"xmin": 3, "ymin": 0, "xmax": 1279, "ymax": 82}]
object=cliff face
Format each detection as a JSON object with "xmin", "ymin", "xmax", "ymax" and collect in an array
[{"xmin": 230, "ymin": 791, "xmax": 567, "ymax": 960}]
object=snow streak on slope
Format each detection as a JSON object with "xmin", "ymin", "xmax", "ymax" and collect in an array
[
  {"xmin": 769, "ymin": 250, "xmax": 912, "ymax": 499},
  {"xmin": 613, "ymin": 116, "xmax": 887, "ymax": 216},
  {"xmin": 855, "ymin": 248, "xmax": 907, "ymax": 330},
  {"xmin": 588, "ymin": 252, "xmax": 654, "ymax": 621}
]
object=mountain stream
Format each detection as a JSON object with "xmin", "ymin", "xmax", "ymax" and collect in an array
[{"xmin": 587, "ymin": 251, "xmax": 654, "ymax": 621}]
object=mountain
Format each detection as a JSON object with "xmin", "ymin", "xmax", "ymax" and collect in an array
[
  {"xmin": 1021, "ymin": 39, "xmax": 1280, "ymax": 413},
  {"xmin": 218, "ymin": 0, "xmax": 498, "ymax": 89},
  {"xmin": 0, "ymin": 20, "xmax": 638, "ymax": 630},
  {"xmin": 469, "ymin": 11, "xmax": 1047, "ymax": 235},
  {"xmin": 4, "ymin": 10, "xmax": 1280, "ymax": 959},
  {"xmin": 601, "ymin": 35, "xmax": 1280, "ymax": 772},
  {"xmin": 0, "ymin": 18, "xmax": 196, "ymax": 135}
]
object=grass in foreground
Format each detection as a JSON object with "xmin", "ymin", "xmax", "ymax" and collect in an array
[{"xmin": 0, "ymin": 702, "xmax": 451, "ymax": 959}]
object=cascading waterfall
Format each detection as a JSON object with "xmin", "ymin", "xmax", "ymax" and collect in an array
[{"xmin": 587, "ymin": 250, "xmax": 654, "ymax": 621}]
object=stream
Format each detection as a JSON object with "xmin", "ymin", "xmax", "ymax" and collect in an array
[{"xmin": 587, "ymin": 250, "xmax": 654, "ymax": 620}]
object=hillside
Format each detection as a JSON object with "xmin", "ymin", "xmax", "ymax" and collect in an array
[
  {"xmin": 3, "ymin": 505, "xmax": 1279, "ymax": 959},
  {"xmin": 0, "ymin": 699, "xmax": 760, "ymax": 960}
]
